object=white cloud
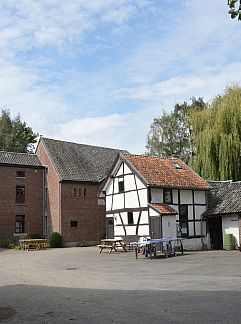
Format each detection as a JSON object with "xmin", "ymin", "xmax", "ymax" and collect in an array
[{"xmin": 1, "ymin": 0, "xmax": 241, "ymax": 155}]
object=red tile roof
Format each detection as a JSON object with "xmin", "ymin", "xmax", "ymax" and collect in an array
[
  {"xmin": 123, "ymin": 155, "xmax": 210, "ymax": 190},
  {"xmin": 150, "ymin": 204, "xmax": 177, "ymax": 215}
]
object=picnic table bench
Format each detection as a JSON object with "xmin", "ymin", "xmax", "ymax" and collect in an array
[
  {"xmin": 98, "ymin": 238, "xmax": 127, "ymax": 254},
  {"xmin": 19, "ymin": 239, "xmax": 48, "ymax": 251}
]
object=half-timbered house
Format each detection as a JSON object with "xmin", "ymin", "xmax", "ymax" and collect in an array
[{"xmin": 100, "ymin": 154, "xmax": 211, "ymax": 250}]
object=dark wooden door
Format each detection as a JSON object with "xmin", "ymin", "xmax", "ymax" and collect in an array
[
  {"xmin": 150, "ymin": 216, "xmax": 161, "ymax": 239},
  {"xmin": 106, "ymin": 217, "xmax": 114, "ymax": 239},
  {"xmin": 208, "ymin": 217, "xmax": 223, "ymax": 249}
]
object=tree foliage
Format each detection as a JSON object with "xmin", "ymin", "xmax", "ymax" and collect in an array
[
  {"xmin": 228, "ymin": 0, "xmax": 241, "ymax": 20},
  {"xmin": 0, "ymin": 109, "xmax": 38, "ymax": 153},
  {"xmin": 190, "ymin": 86, "xmax": 241, "ymax": 181},
  {"xmin": 146, "ymin": 98, "xmax": 206, "ymax": 163}
]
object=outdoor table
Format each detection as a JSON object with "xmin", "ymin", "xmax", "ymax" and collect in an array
[
  {"xmin": 19, "ymin": 239, "xmax": 48, "ymax": 251},
  {"xmin": 133, "ymin": 237, "xmax": 184, "ymax": 259},
  {"xmin": 98, "ymin": 238, "xmax": 127, "ymax": 254}
]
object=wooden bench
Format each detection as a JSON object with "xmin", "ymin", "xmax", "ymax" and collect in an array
[
  {"xmin": 98, "ymin": 239, "xmax": 127, "ymax": 254},
  {"xmin": 19, "ymin": 239, "xmax": 48, "ymax": 251}
]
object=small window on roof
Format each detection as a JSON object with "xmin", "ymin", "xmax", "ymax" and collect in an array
[{"xmin": 172, "ymin": 162, "xmax": 182, "ymax": 169}]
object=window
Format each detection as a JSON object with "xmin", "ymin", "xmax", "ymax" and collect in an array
[
  {"xmin": 16, "ymin": 215, "xmax": 25, "ymax": 233},
  {"xmin": 74, "ymin": 188, "xmax": 77, "ymax": 197},
  {"xmin": 163, "ymin": 189, "xmax": 172, "ymax": 204},
  {"xmin": 70, "ymin": 220, "xmax": 78, "ymax": 228},
  {"xmin": 16, "ymin": 171, "xmax": 25, "ymax": 178},
  {"xmin": 118, "ymin": 180, "xmax": 124, "ymax": 193},
  {"xmin": 179, "ymin": 205, "xmax": 188, "ymax": 237},
  {"xmin": 83, "ymin": 189, "xmax": 86, "ymax": 197},
  {"xmin": 172, "ymin": 162, "xmax": 182, "ymax": 169},
  {"xmin": 16, "ymin": 186, "xmax": 25, "ymax": 204},
  {"xmin": 127, "ymin": 212, "xmax": 134, "ymax": 225}
]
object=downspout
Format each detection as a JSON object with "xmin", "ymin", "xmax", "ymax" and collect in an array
[{"xmin": 59, "ymin": 182, "xmax": 62, "ymax": 235}]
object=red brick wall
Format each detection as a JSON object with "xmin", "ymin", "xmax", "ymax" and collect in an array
[
  {"xmin": 61, "ymin": 182, "xmax": 106, "ymax": 243},
  {"xmin": 37, "ymin": 139, "xmax": 107, "ymax": 244},
  {"xmin": 36, "ymin": 141, "xmax": 60, "ymax": 234},
  {"xmin": 0, "ymin": 165, "xmax": 44, "ymax": 246}
]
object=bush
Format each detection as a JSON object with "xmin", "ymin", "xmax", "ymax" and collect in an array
[
  {"xmin": 77, "ymin": 240, "xmax": 89, "ymax": 247},
  {"xmin": 48, "ymin": 232, "xmax": 62, "ymax": 248},
  {"xmin": 5, "ymin": 241, "xmax": 19, "ymax": 249}
]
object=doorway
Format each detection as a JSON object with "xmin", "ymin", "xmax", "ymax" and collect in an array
[
  {"xmin": 208, "ymin": 216, "xmax": 223, "ymax": 249},
  {"xmin": 106, "ymin": 217, "xmax": 114, "ymax": 239},
  {"xmin": 150, "ymin": 216, "xmax": 161, "ymax": 239}
]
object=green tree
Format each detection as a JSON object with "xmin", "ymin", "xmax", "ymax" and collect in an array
[
  {"xmin": 146, "ymin": 98, "xmax": 205, "ymax": 163},
  {"xmin": 0, "ymin": 109, "xmax": 38, "ymax": 153},
  {"xmin": 190, "ymin": 86, "xmax": 241, "ymax": 181},
  {"xmin": 228, "ymin": 0, "xmax": 241, "ymax": 20}
]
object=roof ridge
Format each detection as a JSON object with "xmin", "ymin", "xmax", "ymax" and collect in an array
[
  {"xmin": 0, "ymin": 151, "xmax": 37, "ymax": 155},
  {"xmin": 125, "ymin": 154, "xmax": 181, "ymax": 160},
  {"xmin": 42, "ymin": 137, "xmax": 127, "ymax": 152}
]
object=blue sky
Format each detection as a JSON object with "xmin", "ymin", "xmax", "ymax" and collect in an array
[{"xmin": 1, "ymin": 0, "xmax": 241, "ymax": 153}]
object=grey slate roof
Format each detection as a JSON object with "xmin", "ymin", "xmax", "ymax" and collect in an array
[
  {"xmin": 0, "ymin": 151, "xmax": 43, "ymax": 167},
  {"xmin": 41, "ymin": 137, "xmax": 128, "ymax": 182},
  {"xmin": 204, "ymin": 181, "xmax": 241, "ymax": 216}
]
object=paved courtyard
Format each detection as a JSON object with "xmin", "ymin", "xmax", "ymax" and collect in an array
[{"xmin": 0, "ymin": 247, "xmax": 241, "ymax": 323}]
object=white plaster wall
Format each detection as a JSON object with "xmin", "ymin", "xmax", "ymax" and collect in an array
[
  {"xmin": 180, "ymin": 190, "xmax": 193, "ymax": 204},
  {"xmin": 106, "ymin": 179, "xmax": 113, "ymax": 196},
  {"xmin": 195, "ymin": 205, "xmax": 207, "ymax": 220},
  {"xmin": 195, "ymin": 221, "xmax": 202, "ymax": 236},
  {"xmin": 162, "ymin": 215, "xmax": 176, "ymax": 238},
  {"xmin": 188, "ymin": 222, "xmax": 194, "ymax": 236},
  {"xmin": 116, "ymin": 163, "xmax": 124, "ymax": 176},
  {"xmin": 222, "ymin": 214, "xmax": 240, "ymax": 247},
  {"xmin": 188, "ymin": 206, "xmax": 193, "ymax": 220},
  {"xmin": 106, "ymin": 195, "xmax": 112, "ymax": 211},
  {"xmin": 115, "ymin": 213, "xmax": 122, "ymax": 226},
  {"xmin": 139, "ymin": 210, "xmax": 149, "ymax": 224},
  {"xmin": 138, "ymin": 225, "xmax": 150, "ymax": 236},
  {"xmin": 149, "ymin": 208, "xmax": 159, "ymax": 217},
  {"xmin": 150, "ymin": 188, "xmax": 163, "ymax": 203},
  {"xmin": 115, "ymin": 225, "xmax": 125, "ymax": 236},
  {"xmin": 135, "ymin": 176, "xmax": 146, "ymax": 189},
  {"xmin": 202, "ymin": 220, "xmax": 207, "ymax": 236},
  {"xmin": 113, "ymin": 178, "xmax": 119, "ymax": 194},
  {"xmin": 123, "ymin": 163, "xmax": 132, "ymax": 174},
  {"xmin": 124, "ymin": 174, "xmax": 136, "ymax": 191},
  {"xmin": 138, "ymin": 189, "xmax": 148, "ymax": 207},
  {"xmin": 172, "ymin": 190, "xmax": 178, "ymax": 204},
  {"xmin": 194, "ymin": 191, "xmax": 206, "ymax": 204},
  {"xmin": 125, "ymin": 191, "xmax": 139, "ymax": 208},
  {"xmin": 182, "ymin": 237, "xmax": 207, "ymax": 250},
  {"xmin": 112, "ymin": 193, "xmax": 124, "ymax": 210}
]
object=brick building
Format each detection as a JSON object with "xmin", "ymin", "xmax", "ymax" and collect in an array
[
  {"xmin": 0, "ymin": 152, "xmax": 44, "ymax": 246},
  {"xmin": 36, "ymin": 137, "xmax": 126, "ymax": 246}
]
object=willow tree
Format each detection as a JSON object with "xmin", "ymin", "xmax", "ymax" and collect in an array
[{"xmin": 190, "ymin": 86, "xmax": 241, "ymax": 181}]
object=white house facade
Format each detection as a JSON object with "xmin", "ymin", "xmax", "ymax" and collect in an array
[{"xmin": 101, "ymin": 155, "xmax": 211, "ymax": 250}]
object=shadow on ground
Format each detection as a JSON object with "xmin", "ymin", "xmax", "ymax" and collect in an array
[{"xmin": 0, "ymin": 284, "xmax": 240, "ymax": 323}]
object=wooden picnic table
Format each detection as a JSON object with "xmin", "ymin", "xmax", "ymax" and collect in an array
[
  {"xmin": 97, "ymin": 238, "xmax": 127, "ymax": 254},
  {"xmin": 19, "ymin": 239, "xmax": 48, "ymax": 251}
]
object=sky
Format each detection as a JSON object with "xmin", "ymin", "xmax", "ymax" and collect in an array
[{"xmin": 1, "ymin": 0, "xmax": 241, "ymax": 154}]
